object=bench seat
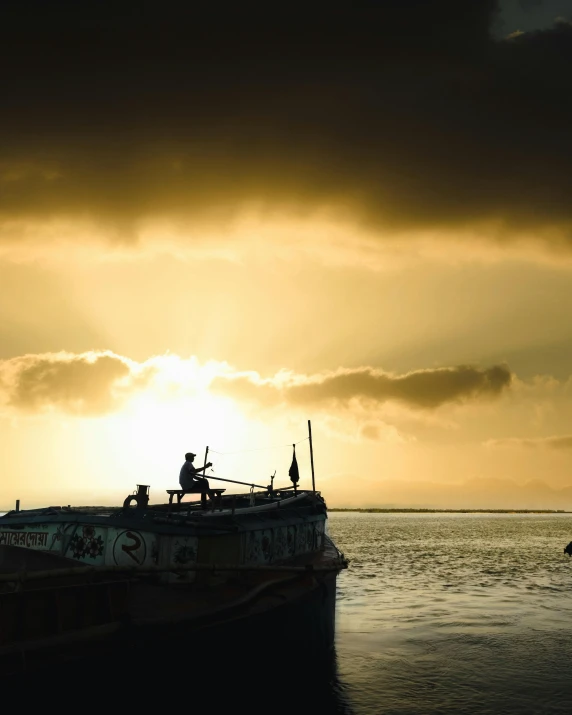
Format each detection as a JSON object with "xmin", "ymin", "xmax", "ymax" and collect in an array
[{"xmin": 166, "ymin": 488, "xmax": 226, "ymax": 506}]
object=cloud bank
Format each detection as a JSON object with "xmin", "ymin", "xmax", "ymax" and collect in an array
[
  {"xmin": 0, "ymin": 351, "xmax": 512, "ymax": 417},
  {"xmin": 0, "ymin": 3, "xmax": 571, "ymax": 254},
  {"xmin": 214, "ymin": 364, "xmax": 513, "ymax": 409},
  {"xmin": 0, "ymin": 352, "xmax": 153, "ymax": 415}
]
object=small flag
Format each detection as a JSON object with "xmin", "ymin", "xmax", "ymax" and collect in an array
[{"xmin": 289, "ymin": 444, "xmax": 299, "ymax": 485}]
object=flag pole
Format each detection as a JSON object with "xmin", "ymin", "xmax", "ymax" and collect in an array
[{"xmin": 308, "ymin": 419, "xmax": 316, "ymax": 492}]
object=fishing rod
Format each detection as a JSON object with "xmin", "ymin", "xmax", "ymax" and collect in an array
[{"xmin": 204, "ymin": 474, "xmax": 269, "ymax": 490}]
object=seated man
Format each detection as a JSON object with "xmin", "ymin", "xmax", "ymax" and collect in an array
[{"xmin": 179, "ymin": 452, "xmax": 212, "ymax": 492}]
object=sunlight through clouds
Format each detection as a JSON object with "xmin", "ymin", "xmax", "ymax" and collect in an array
[{"xmin": 1, "ymin": 4, "xmax": 572, "ymax": 511}]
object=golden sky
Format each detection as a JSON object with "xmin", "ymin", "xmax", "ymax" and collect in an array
[{"xmin": 1, "ymin": 2, "xmax": 572, "ymax": 509}]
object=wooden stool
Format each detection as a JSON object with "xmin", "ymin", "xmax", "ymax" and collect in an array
[{"xmin": 166, "ymin": 488, "xmax": 226, "ymax": 510}]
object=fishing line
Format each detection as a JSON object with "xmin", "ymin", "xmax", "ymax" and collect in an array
[{"xmin": 209, "ymin": 436, "xmax": 308, "ymax": 456}]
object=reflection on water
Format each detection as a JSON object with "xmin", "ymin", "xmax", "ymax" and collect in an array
[
  {"xmin": 14, "ymin": 631, "xmax": 352, "ymax": 712},
  {"xmin": 329, "ymin": 513, "xmax": 572, "ymax": 715}
]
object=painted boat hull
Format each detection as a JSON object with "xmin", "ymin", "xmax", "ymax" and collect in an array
[{"xmin": 0, "ymin": 491, "xmax": 347, "ymax": 682}]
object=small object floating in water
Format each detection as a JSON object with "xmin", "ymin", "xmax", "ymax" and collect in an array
[{"xmin": 564, "ymin": 541, "xmax": 572, "ymax": 556}]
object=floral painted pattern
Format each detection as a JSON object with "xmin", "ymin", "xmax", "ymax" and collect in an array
[
  {"xmin": 287, "ymin": 526, "xmax": 297, "ymax": 556},
  {"xmin": 49, "ymin": 523, "xmax": 67, "ymax": 550},
  {"xmin": 246, "ymin": 531, "xmax": 262, "ymax": 563},
  {"xmin": 314, "ymin": 520, "xmax": 325, "ymax": 549},
  {"xmin": 260, "ymin": 529, "xmax": 273, "ymax": 562},
  {"xmin": 273, "ymin": 527, "xmax": 288, "ymax": 560},
  {"xmin": 68, "ymin": 525, "xmax": 104, "ymax": 560},
  {"xmin": 172, "ymin": 538, "xmax": 196, "ymax": 565},
  {"xmin": 242, "ymin": 520, "xmax": 327, "ymax": 564}
]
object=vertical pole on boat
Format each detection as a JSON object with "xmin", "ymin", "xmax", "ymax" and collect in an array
[
  {"xmin": 203, "ymin": 446, "xmax": 210, "ymax": 510},
  {"xmin": 15, "ymin": 499, "xmax": 20, "ymax": 512},
  {"xmin": 308, "ymin": 419, "xmax": 316, "ymax": 493}
]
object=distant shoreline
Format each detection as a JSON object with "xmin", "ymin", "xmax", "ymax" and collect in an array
[{"xmin": 329, "ymin": 508, "xmax": 571, "ymax": 514}]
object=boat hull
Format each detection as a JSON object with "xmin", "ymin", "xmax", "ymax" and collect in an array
[
  {"xmin": 0, "ymin": 490, "xmax": 347, "ymax": 683},
  {"xmin": 0, "ymin": 568, "xmax": 339, "ymax": 681}
]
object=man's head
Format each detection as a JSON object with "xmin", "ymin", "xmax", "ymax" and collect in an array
[{"xmin": 185, "ymin": 452, "xmax": 196, "ymax": 461}]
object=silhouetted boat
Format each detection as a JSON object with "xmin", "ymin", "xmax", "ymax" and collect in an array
[{"xmin": 0, "ymin": 423, "xmax": 347, "ymax": 678}]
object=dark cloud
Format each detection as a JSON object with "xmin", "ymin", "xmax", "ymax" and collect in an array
[
  {"xmin": 215, "ymin": 364, "xmax": 512, "ymax": 409},
  {"xmin": 487, "ymin": 434, "xmax": 572, "ymax": 449},
  {"xmin": 0, "ymin": 352, "xmax": 151, "ymax": 415},
  {"xmin": 0, "ymin": 2, "xmax": 571, "ymax": 250}
]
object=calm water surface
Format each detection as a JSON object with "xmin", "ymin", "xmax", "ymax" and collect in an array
[{"xmin": 328, "ymin": 513, "xmax": 572, "ymax": 715}]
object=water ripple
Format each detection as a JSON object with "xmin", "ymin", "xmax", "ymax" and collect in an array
[{"xmin": 328, "ymin": 512, "xmax": 572, "ymax": 714}]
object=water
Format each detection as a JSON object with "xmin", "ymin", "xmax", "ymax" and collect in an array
[{"xmin": 329, "ymin": 512, "xmax": 572, "ymax": 715}]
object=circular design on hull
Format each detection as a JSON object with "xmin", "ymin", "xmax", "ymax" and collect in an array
[{"xmin": 112, "ymin": 529, "xmax": 147, "ymax": 566}]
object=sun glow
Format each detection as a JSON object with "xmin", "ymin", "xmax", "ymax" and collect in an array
[{"xmin": 106, "ymin": 389, "xmax": 250, "ymax": 492}]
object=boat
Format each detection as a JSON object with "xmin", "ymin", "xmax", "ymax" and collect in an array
[{"xmin": 0, "ymin": 421, "xmax": 347, "ymax": 681}]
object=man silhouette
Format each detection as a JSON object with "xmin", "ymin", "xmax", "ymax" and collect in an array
[{"xmin": 179, "ymin": 452, "xmax": 212, "ymax": 492}]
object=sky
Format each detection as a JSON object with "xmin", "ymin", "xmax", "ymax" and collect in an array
[{"xmin": 1, "ymin": 1, "xmax": 572, "ymax": 510}]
